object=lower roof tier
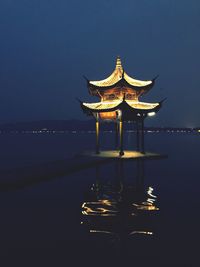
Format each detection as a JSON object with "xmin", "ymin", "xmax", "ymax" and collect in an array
[
  {"xmin": 82, "ymin": 100, "xmax": 159, "ymax": 111},
  {"xmin": 80, "ymin": 99, "xmax": 164, "ymax": 120}
]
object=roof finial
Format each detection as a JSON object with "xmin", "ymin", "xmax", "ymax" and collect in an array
[{"xmin": 116, "ymin": 56, "xmax": 122, "ymax": 70}]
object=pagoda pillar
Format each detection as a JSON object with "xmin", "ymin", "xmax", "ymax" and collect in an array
[
  {"xmin": 136, "ymin": 120, "xmax": 140, "ymax": 151},
  {"xmin": 95, "ymin": 113, "xmax": 100, "ymax": 154},
  {"xmin": 115, "ymin": 121, "xmax": 119, "ymax": 149},
  {"xmin": 141, "ymin": 118, "xmax": 145, "ymax": 153},
  {"xmin": 119, "ymin": 119, "xmax": 124, "ymax": 156}
]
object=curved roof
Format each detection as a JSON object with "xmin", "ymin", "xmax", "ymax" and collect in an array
[
  {"xmin": 82, "ymin": 100, "xmax": 159, "ymax": 111},
  {"xmin": 88, "ymin": 57, "xmax": 154, "ymax": 91},
  {"xmin": 80, "ymin": 100, "xmax": 161, "ymax": 116}
]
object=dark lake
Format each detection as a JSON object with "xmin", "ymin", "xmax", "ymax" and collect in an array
[{"xmin": 0, "ymin": 132, "xmax": 199, "ymax": 266}]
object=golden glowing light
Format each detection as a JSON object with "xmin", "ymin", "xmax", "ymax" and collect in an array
[
  {"xmin": 83, "ymin": 100, "xmax": 159, "ymax": 111},
  {"xmin": 124, "ymin": 72, "xmax": 152, "ymax": 87},
  {"xmin": 90, "ymin": 57, "xmax": 152, "ymax": 88},
  {"xmin": 82, "ymin": 201, "xmax": 118, "ymax": 216},
  {"xmin": 133, "ymin": 201, "xmax": 159, "ymax": 211},
  {"xmin": 99, "ymin": 111, "xmax": 117, "ymax": 120}
]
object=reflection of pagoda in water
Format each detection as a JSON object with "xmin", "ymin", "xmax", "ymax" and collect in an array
[
  {"xmin": 81, "ymin": 160, "xmax": 159, "ymax": 242},
  {"xmin": 80, "ymin": 57, "xmax": 164, "ymax": 155}
]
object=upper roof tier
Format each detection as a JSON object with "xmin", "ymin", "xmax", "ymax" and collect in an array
[{"xmin": 87, "ymin": 57, "xmax": 157, "ymax": 96}]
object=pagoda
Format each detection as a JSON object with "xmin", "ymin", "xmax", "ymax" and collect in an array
[{"xmin": 79, "ymin": 57, "xmax": 164, "ymax": 156}]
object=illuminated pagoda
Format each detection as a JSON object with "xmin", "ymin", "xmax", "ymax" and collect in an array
[{"xmin": 80, "ymin": 57, "xmax": 164, "ymax": 156}]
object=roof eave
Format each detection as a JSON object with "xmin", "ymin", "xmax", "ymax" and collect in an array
[
  {"xmin": 80, "ymin": 100, "xmax": 162, "ymax": 116},
  {"xmin": 88, "ymin": 78, "xmax": 155, "ymax": 95}
]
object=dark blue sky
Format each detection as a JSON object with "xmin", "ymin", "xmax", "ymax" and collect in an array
[{"xmin": 0, "ymin": 0, "xmax": 200, "ymax": 126}]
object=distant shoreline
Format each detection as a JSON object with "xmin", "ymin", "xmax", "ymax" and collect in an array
[
  {"xmin": 0, "ymin": 128, "xmax": 197, "ymax": 134},
  {"xmin": 0, "ymin": 120, "xmax": 198, "ymax": 133}
]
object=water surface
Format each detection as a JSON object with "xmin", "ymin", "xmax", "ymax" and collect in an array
[{"xmin": 0, "ymin": 132, "xmax": 199, "ymax": 266}]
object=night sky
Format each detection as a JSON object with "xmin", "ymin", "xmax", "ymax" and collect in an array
[{"xmin": 0, "ymin": 0, "xmax": 200, "ymax": 127}]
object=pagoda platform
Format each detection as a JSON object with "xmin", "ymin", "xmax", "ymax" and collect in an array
[{"xmin": 78, "ymin": 150, "xmax": 167, "ymax": 160}]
